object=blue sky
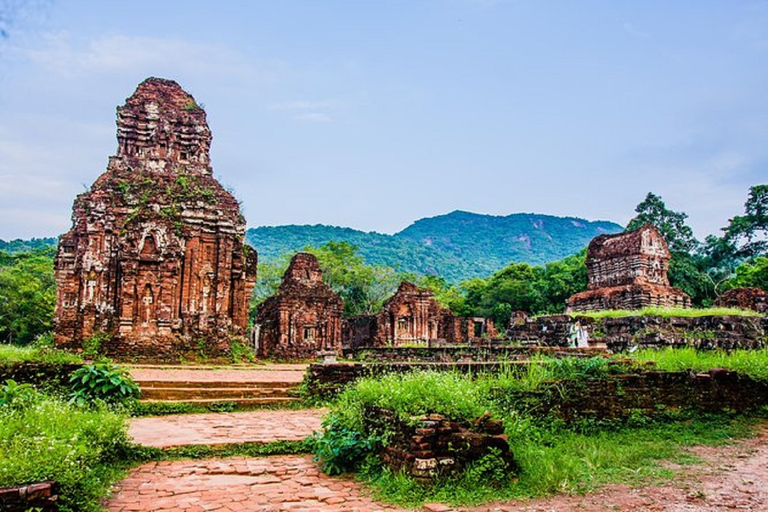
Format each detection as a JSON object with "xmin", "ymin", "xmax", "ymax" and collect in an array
[{"xmin": 0, "ymin": 0, "xmax": 766, "ymax": 240}]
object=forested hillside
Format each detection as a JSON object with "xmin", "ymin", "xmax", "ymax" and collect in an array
[{"xmin": 247, "ymin": 211, "xmax": 622, "ymax": 282}]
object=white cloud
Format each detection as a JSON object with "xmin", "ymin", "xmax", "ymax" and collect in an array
[{"xmin": 623, "ymin": 22, "xmax": 651, "ymax": 39}]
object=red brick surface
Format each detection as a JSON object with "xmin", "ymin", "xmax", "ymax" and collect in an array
[{"xmin": 128, "ymin": 409, "xmax": 325, "ymax": 448}]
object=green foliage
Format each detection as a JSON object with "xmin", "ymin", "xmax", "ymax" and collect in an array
[
  {"xmin": 69, "ymin": 363, "xmax": 141, "ymax": 406},
  {"xmin": 626, "ymin": 192, "xmax": 698, "ymax": 254},
  {"xmin": 247, "ymin": 212, "xmax": 622, "ymax": 284},
  {"xmin": 628, "ymin": 347, "xmax": 768, "ymax": 381},
  {"xmin": 228, "ymin": 339, "xmax": 256, "ymax": 363},
  {"xmin": 0, "ymin": 392, "xmax": 130, "ymax": 512},
  {"xmin": 0, "ymin": 248, "xmax": 56, "ymax": 345},
  {"xmin": 306, "ymin": 241, "xmax": 402, "ymax": 317},
  {"xmin": 726, "ymin": 256, "xmax": 768, "ymax": 291},
  {"xmin": 724, "ymin": 184, "xmax": 768, "ymax": 259},
  {"xmin": 572, "ymin": 306, "xmax": 760, "ymax": 319},
  {"xmin": 323, "ymin": 366, "xmax": 761, "ymax": 507},
  {"xmin": 0, "ymin": 344, "xmax": 82, "ymax": 366},
  {"xmin": 0, "ymin": 237, "xmax": 57, "ymax": 253},
  {"xmin": 312, "ymin": 416, "xmax": 379, "ymax": 475},
  {"xmin": 0, "ymin": 379, "xmax": 37, "ymax": 408},
  {"xmin": 81, "ymin": 331, "xmax": 109, "ymax": 358},
  {"xmin": 461, "ymin": 251, "xmax": 587, "ymax": 319}
]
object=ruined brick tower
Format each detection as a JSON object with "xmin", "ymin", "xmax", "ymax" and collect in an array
[
  {"xmin": 54, "ymin": 77, "xmax": 257, "ymax": 357},
  {"xmin": 255, "ymin": 253, "xmax": 344, "ymax": 359},
  {"xmin": 567, "ymin": 224, "xmax": 690, "ymax": 312}
]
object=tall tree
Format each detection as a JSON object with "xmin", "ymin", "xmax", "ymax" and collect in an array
[
  {"xmin": 626, "ymin": 192, "xmax": 698, "ymax": 254},
  {"xmin": 724, "ymin": 184, "xmax": 768, "ymax": 259}
]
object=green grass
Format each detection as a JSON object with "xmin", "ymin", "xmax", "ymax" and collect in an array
[
  {"xmin": 0, "ymin": 391, "xmax": 131, "ymax": 512},
  {"xmin": 316, "ymin": 357, "xmax": 767, "ymax": 508},
  {"xmin": 628, "ymin": 347, "xmax": 768, "ymax": 381},
  {"xmin": 362, "ymin": 413, "xmax": 759, "ymax": 507},
  {"xmin": 129, "ymin": 439, "xmax": 314, "ymax": 461},
  {"xmin": 0, "ymin": 344, "xmax": 82, "ymax": 366},
  {"xmin": 571, "ymin": 306, "xmax": 761, "ymax": 319}
]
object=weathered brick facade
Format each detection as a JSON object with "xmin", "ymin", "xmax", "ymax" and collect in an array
[
  {"xmin": 54, "ymin": 78, "xmax": 257, "ymax": 357},
  {"xmin": 567, "ymin": 224, "xmax": 690, "ymax": 312},
  {"xmin": 343, "ymin": 282, "xmax": 498, "ymax": 348},
  {"xmin": 254, "ymin": 253, "xmax": 344, "ymax": 359},
  {"xmin": 715, "ymin": 287, "xmax": 768, "ymax": 313}
]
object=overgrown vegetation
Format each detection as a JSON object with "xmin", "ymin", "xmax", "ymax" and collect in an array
[
  {"xmin": 69, "ymin": 362, "xmax": 141, "ymax": 406},
  {"xmin": 0, "ymin": 382, "xmax": 132, "ymax": 512},
  {"xmin": 628, "ymin": 347, "xmax": 768, "ymax": 381},
  {"xmin": 0, "ymin": 343, "xmax": 82, "ymax": 366},
  {"xmin": 0, "ymin": 247, "xmax": 56, "ymax": 344},
  {"xmin": 313, "ymin": 356, "xmax": 767, "ymax": 507},
  {"xmin": 571, "ymin": 306, "xmax": 761, "ymax": 319}
]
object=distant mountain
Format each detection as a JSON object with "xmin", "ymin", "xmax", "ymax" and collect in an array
[
  {"xmin": 3, "ymin": 212, "xmax": 622, "ymax": 283},
  {"xmin": 247, "ymin": 211, "xmax": 622, "ymax": 283}
]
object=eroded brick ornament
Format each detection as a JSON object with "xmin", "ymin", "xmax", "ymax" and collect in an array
[{"xmin": 54, "ymin": 78, "xmax": 257, "ymax": 358}]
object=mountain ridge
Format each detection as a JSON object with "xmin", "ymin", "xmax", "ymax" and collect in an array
[
  {"xmin": 1, "ymin": 212, "xmax": 623, "ymax": 283},
  {"xmin": 247, "ymin": 211, "xmax": 623, "ymax": 282}
]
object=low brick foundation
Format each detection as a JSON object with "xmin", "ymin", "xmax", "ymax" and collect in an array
[
  {"xmin": 343, "ymin": 345, "xmax": 604, "ymax": 363},
  {"xmin": 508, "ymin": 314, "xmax": 768, "ymax": 351},
  {"xmin": 0, "ymin": 481, "xmax": 58, "ymax": 512},
  {"xmin": 364, "ymin": 407, "xmax": 514, "ymax": 483},
  {"xmin": 493, "ymin": 369, "xmax": 768, "ymax": 422}
]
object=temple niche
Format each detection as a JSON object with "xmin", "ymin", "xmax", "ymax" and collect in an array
[
  {"xmin": 254, "ymin": 253, "xmax": 344, "ymax": 359},
  {"xmin": 343, "ymin": 281, "xmax": 487, "ymax": 348},
  {"xmin": 54, "ymin": 78, "xmax": 258, "ymax": 357},
  {"xmin": 567, "ymin": 224, "xmax": 690, "ymax": 312}
]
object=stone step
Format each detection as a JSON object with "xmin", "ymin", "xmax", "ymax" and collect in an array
[
  {"xmin": 138, "ymin": 397, "xmax": 299, "ymax": 406},
  {"xmin": 140, "ymin": 387, "xmax": 296, "ymax": 400},
  {"xmin": 135, "ymin": 380, "xmax": 296, "ymax": 389}
]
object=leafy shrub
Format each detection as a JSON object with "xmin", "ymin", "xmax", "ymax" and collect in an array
[
  {"xmin": 0, "ymin": 379, "xmax": 39, "ymax": 409},
  {"xmin": 228, "ymin": 339, "xmax": 256, "ymax": 363},
  {"xmin": 312, "ymin": 416, "xmax": 379, "ymax": 475},
  {"xmin": 69, "ymin": 363, "xmax": 141, "ymax": 406}
]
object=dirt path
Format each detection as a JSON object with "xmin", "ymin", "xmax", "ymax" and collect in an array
[{"xmin": 466, "ymin": 423, "xmax": 768, "ymax": 511}]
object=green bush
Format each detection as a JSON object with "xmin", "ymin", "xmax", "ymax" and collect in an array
[
  {"xmin": 69, "ymin": 362, "xmax": 141, "ymax": 406},
  {"xmin": 312, "ymin": 416, "xmax": 379, "ymax": 475},
  {"xmin": 0, "ymin": 379, "xmax": 37, "ymax": 408},
  {"xmin": 0, "ymin": 391, "xmax": 130, "ymax": 512}
]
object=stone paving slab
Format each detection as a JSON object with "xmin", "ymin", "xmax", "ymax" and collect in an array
[
  {"xmin": 106, "ymin": 455, "xmax": 403, "ymax": 512},
  {"xmin": 128, "ymin": 409, "xmax": 326, "ymax": 448},
  {"xmin": 129, "ymin": 366, "xmax": 307, "ymax": 384}
]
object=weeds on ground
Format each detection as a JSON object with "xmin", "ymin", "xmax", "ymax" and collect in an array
[
  {"xmin": 0, "ymin": 382, "xmax": 131, "ymax": 512},
  {"xmin": 571, "ymin": 307, "xmax": 760, "ymax": 319},
  {"xmin": 314, "ymin": 364, "xmax": 765, "ymax": 508},
  {"xmin": 627, "ymin": 347, "xmax": 768, "ymax": 381},
  {"xmin": 0, "ymin": 343, "xmax": 82, "ymax": 366}
]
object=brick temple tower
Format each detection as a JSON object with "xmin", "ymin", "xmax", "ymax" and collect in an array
[{"xmin": 54, "ymin": 78, "xmax": 257, "ymax": 357}]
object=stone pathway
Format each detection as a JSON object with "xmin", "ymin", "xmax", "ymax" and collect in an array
[
  {"xmin": 106, "ymin": 455, "xmax": 402, "ymax": 512},
  {"xmin": 128, "ymin": 409, "xmax": 326, "ymax": 448},
  {"xmin": 128, "ymin": 365, "xmax": 308, "ymax": 385}
]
